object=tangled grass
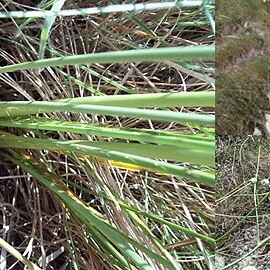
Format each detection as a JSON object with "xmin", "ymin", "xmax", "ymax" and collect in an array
[
  {"xmin": 0, "ymin": 1, "xmax": 215, "ymax": 269},
  {"xmin": 216, "ymin": 136, "xmax": 270, "ymax": 270}
]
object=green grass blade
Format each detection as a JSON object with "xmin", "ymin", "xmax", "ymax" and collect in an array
[
  {"xmin": 0, "ymin": 101, "xmax": 215, "ymax": 127},
  {"xmin": 0, "ymin": 2, "xmax": 206, "ymax": 19},
  {"xmin": 39, "ymin": 0, "xmax": 67, "ymax": 61},
  {"xmin": 58, "ymin": 91, "xmax": 215, "ymax": 108},
  {"xmin": 0, "ymin": 134, "xmax": 215, "ymax": 186},
  {"xmin": 203, "ymin": 5, "xmax": 215, "ymax": 34},
  {"xmin": 0, "ymin": 116, "xmax": 214, "ymax": 148},
  {"xmin": 68, "ymin": 141, "xmax": 214, "ymax": 166},
  {"xmin": 0, "ymin": 46, "xmax": 215, "ymax": 73}
]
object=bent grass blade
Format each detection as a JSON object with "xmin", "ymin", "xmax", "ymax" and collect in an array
[
  {"xmin": 0, "ymin": 46, "xmax": 215, "ymax": 74},
  {"xmin": 0, "ymin": 133, "xmax": 215, "ymax": 187},
  {"xmin": 0, "ymin": 101, "xmax": 215, "ymax": 127}
]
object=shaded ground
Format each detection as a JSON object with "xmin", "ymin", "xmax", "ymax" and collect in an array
[
  {"xmin": 216, "ymin": 136, "xmax": 270, "ymax": 270},
  {"xmin": 216, "ymin": 0, "xmax": 270, "ymax": 135}
]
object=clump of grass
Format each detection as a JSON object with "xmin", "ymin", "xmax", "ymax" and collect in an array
[
  {"xmin": 216, "ymin": 54, "xmax": 270, "ymax": 134},
  {"xmin": 216, "ymin": 136, "xmax": 270, "ymax": 269},
  {"xmin": 0, "ymin": 1, "xmax": 215, "ymax": 269},
  {"xmin": 216, "ymin": 0, "xmax": 270, "ymax": 135}
]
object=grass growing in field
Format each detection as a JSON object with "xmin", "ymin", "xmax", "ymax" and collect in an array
[
  {"xmin": 0, "ymin": 1, "xmax": 215, "ymax": 269},
  {"xmin": 216, "ymin": 136, "xmax": 270, "ymax": 269},
  {"xmin": 216, "ymin": 0, "xmax": 270, "ymax": 135}
]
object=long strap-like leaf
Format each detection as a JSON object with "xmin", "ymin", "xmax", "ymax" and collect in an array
[
  {"xmin": 0, "ymin": 46, "xmax": 215, "ymax": 73},
  {"xmin": 0, "ymin": 101, "xmax": 215, "ymax": 126}
]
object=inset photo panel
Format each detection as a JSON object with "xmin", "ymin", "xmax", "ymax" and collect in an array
[
  {"xmin": 216, "ymin": 1, "xmax": 270, "ymax": 135},
  {"xmin": 216, "ymin": 136, "xmax": 270, "ymax": 270}
]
